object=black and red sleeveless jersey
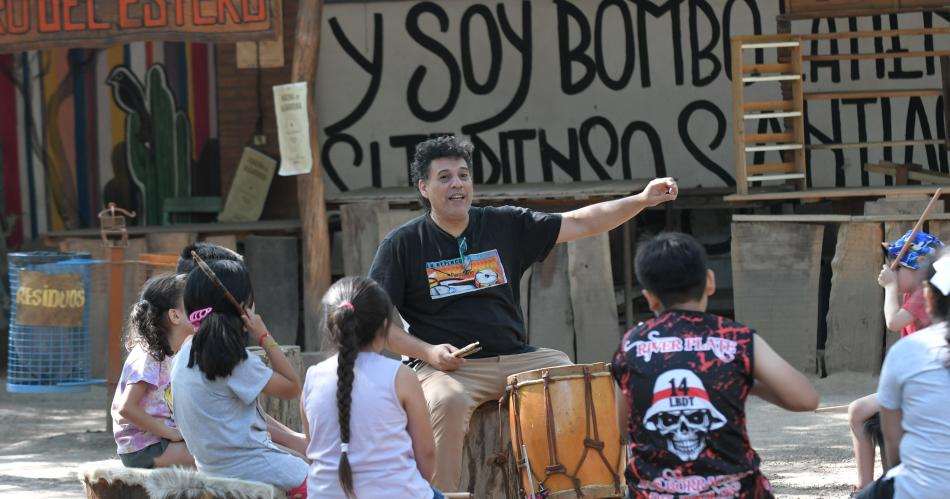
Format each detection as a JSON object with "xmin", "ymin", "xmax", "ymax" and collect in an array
[{"xmin": 610, "ymin": 309, "xmax": 773, "ymax": 499}]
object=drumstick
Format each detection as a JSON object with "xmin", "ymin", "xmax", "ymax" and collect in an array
[
  {"xmin": 410, "ymin": 342, "xmax": 480, "ymax": 371},
  {"xmin": 452, "ymin": 342, "xmax": 481, "ymax": 358},
  {"xmin": 191, "ymin": 250, "xmax": 246, "ymax": 315},
  {"xmin": 890, "ymin": 188, "xmax": 943, "ymax": 271},
  {"xmin": 814, "ymin": 404, "xmax": 850, "ymax": 414}
]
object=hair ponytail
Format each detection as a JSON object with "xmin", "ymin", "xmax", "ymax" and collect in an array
[
  {"xmin": 183, "ymin": 259, "xmax": 254, "ymax": 380},
  {"xmin": 187, "ymin": 311, "xmax": 248, "ymax": 380},
  {"xmin": 321, "ymin": 276, "xmax": 393, "ymax": 497},
  {"xmin": 126, "ymin": 274, "xmax": 185, "ymax": 361}
]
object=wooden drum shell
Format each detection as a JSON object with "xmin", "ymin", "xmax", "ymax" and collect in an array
[{"xmin": 507, "ymin": 363, "xmax": 624, "ymax": 499}]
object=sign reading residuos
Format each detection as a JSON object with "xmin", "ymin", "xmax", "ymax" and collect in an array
[
  {"xmin": 0, "ymin": 0, "xmax": 280, "ymax": 53},
  {"xmin": 15, "ymin": 271, "xmax": 85, "ymax": 328}
]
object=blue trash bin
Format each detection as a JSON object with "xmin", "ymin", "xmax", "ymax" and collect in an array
[{"xmin": 7, "ymin": 251, "xmax": 101, "ymax": 393}]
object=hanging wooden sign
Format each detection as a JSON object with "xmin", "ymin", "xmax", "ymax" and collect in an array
[
  {"xmin": 0, "ymin": 0, "xmax": 281, "ymax": 53},
  {"xmin": 15, "ymin": 271, "xmax": 86, "ymax": 328}
]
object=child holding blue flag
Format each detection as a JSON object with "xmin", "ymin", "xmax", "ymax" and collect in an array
[{"xmin": 849, "ymin": 229, "xmax": 943, "ymax": 495}]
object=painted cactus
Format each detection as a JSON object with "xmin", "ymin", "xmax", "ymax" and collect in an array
[{"xmin": 107, "ymin": 65, "xmax": 191, "ymax": 225}]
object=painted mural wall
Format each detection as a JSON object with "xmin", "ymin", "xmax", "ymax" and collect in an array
[
  {"xmin": 0, "ymin": 42, "xmax": 218, "ymax": 246},
  {"xmin": 314, "ymin": 0, "xmax": 949, "ymax": 193}
]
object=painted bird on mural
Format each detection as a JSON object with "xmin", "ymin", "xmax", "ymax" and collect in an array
[
  {"xmin": 107, "ymin": 65, "xmax": 192, "ymax": 225},
  {"xmin": 106, "ymin": 67, "xmax": 151, "ymax": 145}
]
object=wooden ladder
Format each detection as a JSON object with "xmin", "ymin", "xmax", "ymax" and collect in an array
[{"xmin": 731, "ymin": 35, "xmax": 807, "ymax": 195}]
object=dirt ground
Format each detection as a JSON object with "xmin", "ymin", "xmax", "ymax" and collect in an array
[{"xmin": 0, "ymin": 372, "xmax": 881, "ymax": 498}]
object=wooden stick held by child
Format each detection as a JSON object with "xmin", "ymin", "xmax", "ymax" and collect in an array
[{"xmin": 889, "ymin": 188, "xmax": 942, "ymax": 271}]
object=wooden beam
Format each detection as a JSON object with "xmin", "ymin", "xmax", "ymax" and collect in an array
[
  {"xmin": 743, "ymin": 100, "xmax": 795, "ymax": 112},
  {"xmin": 804, "ymin": 89, "xmax": 943, "ymax": 100},
  {"xmin": 790, "ymin": 44, "xmax": 807, "ymax": 190},
  {"xmin": 733, "ymin": 214, "xmax": 853, "ymax": 223},
  {"xmin": 44, "ymin": 219, "xmax": 301, "ymax": 240},
  {"xmin": 942, "ymin": 56, "xmax": 950, "ymax": 151},
  {"xmin": 825, "ymin": 223, "xmax": 885, "ymax": 374},
  {"xmin": 808, "ymin": 139, "xmax": 944, "ymax": 150},
  {"xmin": 779, "ymin": 7, "xmax": 950, "ymax": 21},
  {"xmin": 733, "ymin": 213, "xmax": 950, "ymax": 223},
  {"xmin": 804, "ymin": 50, "xmax": 950, "ymax": 62},
  {"xmin": 731, "ymin": 33, "xmax": 798, "ymax": 44},
  {"xmin": 291, "ymin": 0, "xmax": 331, "ymax": 351},
  {"xmin": 798, "ymin": 26, "xmax": 950, "ymax": 41},
  {"xmin": 865, "ymin": 162, "xmax": 950, "ymax": 185},
  {"xmin": 743, "ymin": 63, "xmax": 794, "ymax": 74},
  {"xmin": 731, "ymin": 38, "xmax": 748, "ymax": 194},
  {"xmin": 746, "ymin": 162, "xmax": 798, "ymax": 175},
  {"xmin": 724, "ymin": 185, "xmax": 948, "ymax": 202},
  {"xmin": 732, "ymin": 222, "xmax": 824, "ymax": 372},
  {"xmin": 746, "ymin": 132, "xmax": 795, "ymax": 143}
]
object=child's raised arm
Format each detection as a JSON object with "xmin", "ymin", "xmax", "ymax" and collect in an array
[
  {"xmin": 396, "ymin": 364, "xmax": 435, "ymax": 481},
  {"xmin": 879, "ymin": 266, "xmax": 915, "ymax": 331},
  {"xmin": 750, "ymin": 334, "xmax": 819, "ymax": 411},
  {"xmin": 116, "ymin": 382, "xmax": 182, "ymax": 442},
  {"xmin": 243, "ymin": 312, "xmax": 302, "ymax": 400}
]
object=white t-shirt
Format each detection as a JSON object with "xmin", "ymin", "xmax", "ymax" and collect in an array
[
  {"xmin": 303, "ymin": 352, "xmax": 433, "ymax": 499},
  {"xmin": 170, "ymin": 340, "xmax": 307, "ymax": 489},
  {"xmin": 878, "ymin": 322, "xmax": 950, "ymax": 499}
]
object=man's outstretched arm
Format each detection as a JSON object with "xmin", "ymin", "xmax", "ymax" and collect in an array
[{"xmin": 557, "ymin": 177, "xmax": 678, "ymax": 244}]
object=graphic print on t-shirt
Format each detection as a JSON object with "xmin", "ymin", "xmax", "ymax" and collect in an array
[
  {"xmin": 644, "ymin": 369, "xmax": 727, "ymax": 462},
  {"xmin": 426, "ymin": 249, "xmax": 508, "ymax": 299}
]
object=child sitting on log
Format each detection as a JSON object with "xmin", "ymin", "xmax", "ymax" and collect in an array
[
  {"xmin": 301, "ymin": 276, "xmax": 441, "ymax": 499},
  {"xmin": 111, "ymin": 274, "xmax": 195, "ymax": 469},
  {"xmin": 611, "ymin": 232, "xmax": 818, "ymax": 498},
  {"xmin": 848, "ymin": 230, "xmax": 943, "ymax": 494},
  {"xmin": 855, "ymin": 247, "xmax": 950, "ymax": 499},
  {"xmin": 175, "ymin": 241, "xmax": 308, "ymax": 457},
  {"xmin": 171, "ymin": 259, "xmax": 308, "ymax": 498}
]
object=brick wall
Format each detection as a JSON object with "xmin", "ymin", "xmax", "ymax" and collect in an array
[{"xmin": 216, "ymin": 0, "xmax": 299, "ymax": 219}]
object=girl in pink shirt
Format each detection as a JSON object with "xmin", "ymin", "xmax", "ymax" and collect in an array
[{"xmin": 111, "ymin": 274, "xmax": 195, "ymax": 468}]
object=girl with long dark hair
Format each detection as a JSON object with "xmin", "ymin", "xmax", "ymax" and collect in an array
[{"xmin": 171, "ymin": 259, "xmax": 307, "ymax": 498}]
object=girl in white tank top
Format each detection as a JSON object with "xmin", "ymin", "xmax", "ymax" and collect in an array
[{"xmin": 301, "ymin": 277, "xmax": 443, "ymax": 499}]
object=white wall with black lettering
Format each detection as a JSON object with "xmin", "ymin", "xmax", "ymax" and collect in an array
[{"xmin": 315, "ymin": 0, "xmax": 950, "ymax": 192}]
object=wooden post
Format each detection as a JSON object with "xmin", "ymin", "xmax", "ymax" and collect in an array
[
  {"xmin": 249, "ymin": 345, "xmax": 302, "ymax": 431},
  {"xmin": 291, "ymin": 0, "xmax": 331, "ymax": 351},
  {"xmin": 731, "ymin": 37, "xmax": 748, "ymax": 194},
  {"xmin": 106, "ymin": 246, "xmax": 125, "ymax": 432},
  {"xmin": 941, "ymin": 56, "xmax": 949, "ymax": 151}
]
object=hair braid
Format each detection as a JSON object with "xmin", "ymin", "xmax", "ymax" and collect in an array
[
  {"xmin": 335, "ymin": 317, "xmax": 359, "ymax": 499},
  {"xmin": 317, "ymin": 276, "xmax": 394, "ymax": 497}
]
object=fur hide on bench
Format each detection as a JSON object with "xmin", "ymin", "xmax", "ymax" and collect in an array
[{"xmin": 77, "ymin": 460, "xmax": 286, "ymax": 499}]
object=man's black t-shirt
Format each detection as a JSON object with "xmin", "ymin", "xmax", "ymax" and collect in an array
[{"xmin": 368, "ymin": 206, "xmax": 561, "ymax": 358}]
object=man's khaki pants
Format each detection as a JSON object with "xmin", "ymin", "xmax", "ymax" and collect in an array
[{"xmin": 416, "ymin": 348, "xmax": 572, "ymax": 492}]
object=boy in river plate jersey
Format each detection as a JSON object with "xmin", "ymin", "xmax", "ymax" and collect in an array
[{"xmin": 612, "ymin": 232, "xmax": 819, "ymax": 499}]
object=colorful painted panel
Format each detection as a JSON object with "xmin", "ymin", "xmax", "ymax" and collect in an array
[{"xmin": 0, "ymin": 42, "xmax": 219, "ymax": 247}]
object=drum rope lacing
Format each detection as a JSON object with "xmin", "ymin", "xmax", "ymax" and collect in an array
[{"xmin": 506, "ymin": 366, "xmax": 623, "ymax": 498}]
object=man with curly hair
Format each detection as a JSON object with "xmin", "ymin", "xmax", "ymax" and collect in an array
[{"xmin": 368, "ymin": 134, "xmax": 678, "ymax": 491}]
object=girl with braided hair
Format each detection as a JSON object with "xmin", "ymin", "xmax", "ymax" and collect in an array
[
  {"xmin": 111, "ymin": 274, "xmax": 195, "ymax": 468},
  {"xmin": 301, "ymin": 277, "xmax": 441, "ymax": 499}
]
